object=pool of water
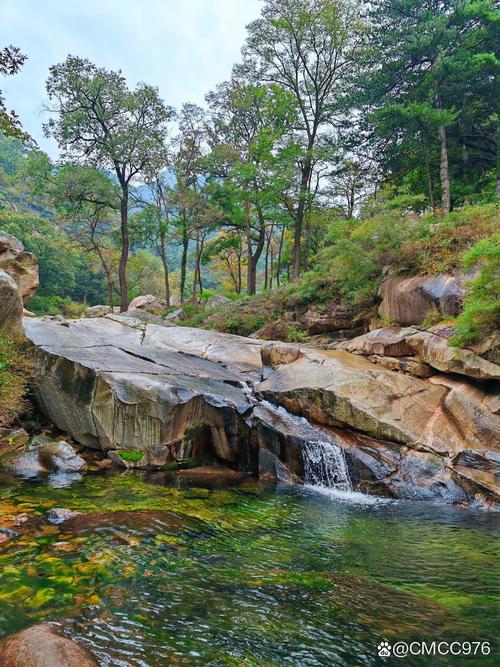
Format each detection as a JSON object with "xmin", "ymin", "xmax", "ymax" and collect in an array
[{"xmin": 0, "ymin": 470, "xmax": 499, "ymax": 666}]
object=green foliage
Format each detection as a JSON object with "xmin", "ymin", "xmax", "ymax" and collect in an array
[
  {"xmin": 0, "ymin": 335, "xmax": 32, "ymax": 426},
  {"xmin": 118, "ymin": 450, "xmax": 144, "ymax": 463},
  {"xmin": 26, "ymin": 295, "xmax": 85, "ymax": 318},
  {"xmin": 452, "ymin": 235, "xmax": 500, "ymax": 346}
]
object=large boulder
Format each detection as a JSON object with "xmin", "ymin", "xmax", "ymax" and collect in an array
[
  {"xmin": 85, "ymin": 304, "xmax": 112, "ymax": 318},
  {"xmin": 206, "ymin": 294, "xmax": 232, "ymax": 309},
  {"xmin": 338, "ymin": 326, "xmax": 500, "ymax": 382},
  {"xmin": 128, "ymin": 294, "xmax": 168, "ymax": 315},
  {"xmin": 304, "ymin": 303, "xmax": 365, "ymax": 337},
  {"xmin": 0, "ymin": 231, "xmax": 39, "ymax": 301},
  {"xmin": 257, "ymin": 346, "xmax": 500, "ymax": 503},
  {"xmin": 0, "ymin": 624, "xmax": 98, "ymax": 667},
  {"xmin": 143, "ymin": 324, "xmax": 264, "ymax": 375},
  {"xmin": 405, "ymin": 327, "xmax": 500, "ymax": 381},
  {"xmin": 378, "ymin": 274, "xmax": 465, "ymax": 325},
  {"xmin": 23, "ymin": 317, "xmax": 254, "ymax": 468},
  {"xmin": 0, "ymin": 269, "xmax": 24, "ymax": 336},
  {"xmin": 257, "ymin": 349, "xmax": 467, "ymax": 454}
]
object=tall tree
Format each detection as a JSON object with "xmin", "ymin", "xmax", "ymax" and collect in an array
[
  {"xmin": 0, "ymin": 46, "xmax": 29, "ymax": 141},
  {"xmin": 171, "ymin": 103, "xmax": 207, "ymax": 303},
  {"xmin": 207, "ymin": 79, "xmax": 296, "ymax": 294},
  {"xmin": 362, "ymin": 0, "xmax": 498, "ymax": 213},
  {"xmin": 241, "ymin": 0, "xmax": 363, "ymax": 279},
  {"xmin": 45, "ymin": 56, "xmax": 174, "ymax": 310}
]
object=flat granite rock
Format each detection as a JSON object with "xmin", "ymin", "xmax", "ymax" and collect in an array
[{"xmin": 24, "ymin": 317, "xmax": 252, "ymax": 465}]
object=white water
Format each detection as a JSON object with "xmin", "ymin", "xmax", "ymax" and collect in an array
[
  {"xmin": 258, "ymin": 400, "xmax": 353, "ymax": 493},
  {"xmin": 302, "ymin": 440, "xmax": 352, "ymax": 491}
]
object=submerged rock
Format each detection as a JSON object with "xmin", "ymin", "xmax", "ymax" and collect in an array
[
  {"xmin": 0, "ymin": 623, "xmax": 98, "ymax": 667},
  {"xmin": 46, "ymin": 508, "xmax": 82, "ymax": 524}
]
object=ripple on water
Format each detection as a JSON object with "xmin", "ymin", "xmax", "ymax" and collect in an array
[{"xmin": 0, "ymin": 470, "xmax": 499, "ymax": 666}]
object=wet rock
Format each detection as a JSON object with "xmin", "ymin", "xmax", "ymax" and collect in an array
[
  {"xmin": 46, "ymin": 508, "xmax": 82, "ymax": 524},
  {"xmin": 0, "ymin": 269, "xmax": 24, "ymax": 336},
  {"xmin": 258, "ymin": 448, "xmax": 298, "ymax": 483},
  {"xmin": 128, "ymin": 293, "xmax": 168, "ymax": 315},
  {"xmin": 0, "ymin": 623, "xmax": 98, "ymax": 667},
  {"xmin": 378, "ymin": 274, "xmax": 465, "ymax": 325},
  {"xmin": 0, "ymin": 231, "xmax": 39, "ymax": 301},
  {"xmin": 38, "ymin": 441, "xmax": 86, "ymax": 473},
  {"xmin": 7, "ymin": 439, "xmax": 86, "ymax": 476},
  {"xmin": 85, "ymin": 304, "xmax": 112, "ymax": 318}
]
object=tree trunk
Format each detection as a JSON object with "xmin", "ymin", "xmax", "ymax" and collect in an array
[
  {"xmin": 118, "ymin": 188, "xmax": 129, "ymax": 311},
  {"xmin": 438, "ymin": 124, "xmax": 451, "ymax": 214},
  {"xmin": 245, "ymin": 198, "xmax": 265, "ymax": 296},
  {"xmin": 191, "ymin": 232, "xmax": 200, "ymax": 302},
  {"xmin": 180, "ymin": 217, "xmax": 188, "ymax": 304},
  {"xmin": 160, "ymin": 250, "xmax": 170, "ymax": 307},
  {"xmin": 303, "ymin": 210, "xmax": 312, "ymax": 272},
  {"xmin": 423, "ymin": 146, "xmax": 436, "ymax": 212},
  {"xmin": 293, "ymin": 157, "xmax": 312, "ymax": 280},
  {"xmin": 276, "ymin": 225, "xmax": 285, "ymax": 287}
]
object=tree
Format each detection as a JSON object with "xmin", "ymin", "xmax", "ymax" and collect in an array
[
  {"xmin": 206, "ymin": 78, "xmax": 296, "ymax": 294},
  {"xmin": 170, "ymin": 103, "xmax": 207, "ymax": 303},
  {"xmin": 0, "ymin": 46, "xmax": 29, "ymax": 141},
  {"xmin": 44, "ymin": 56, "xmax": 174, "ymax": 310},
  {"xmin": 241, "ymin": 0, "xmax": 363, "ymax": 279},
  {"xmin": 362, "ymin": 0, "xmax": 499, "ymax": 213}
]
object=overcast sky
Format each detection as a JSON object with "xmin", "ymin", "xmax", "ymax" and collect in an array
[{"xmin": 0, "ymin": 0, "xmax": 262, "ymax": 156}]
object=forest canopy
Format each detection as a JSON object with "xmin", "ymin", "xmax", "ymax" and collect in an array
[{"xmin": 0, "ymin": 0, "xmax": 498, "ymax": 342}]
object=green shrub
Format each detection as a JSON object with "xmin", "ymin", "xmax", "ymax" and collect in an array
[
  {"xmin": 26, "ymin": 295, "xmax": 85, "ymax": 318},
  {"xmin": 452, "ymin": 235, "xmax": 500, "ymax": 346},
  {"xmin": 0, "ymin": 335, "xmax": 32, "ymax": 426}
]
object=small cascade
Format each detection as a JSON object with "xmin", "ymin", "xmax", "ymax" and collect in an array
[
  {"xmin": 258, "ymin": 400, "xmax": 352, "ymax": 492},
  {"xmin": 301, "ymin": 440, "xmax": 351, "ymax": 491}
]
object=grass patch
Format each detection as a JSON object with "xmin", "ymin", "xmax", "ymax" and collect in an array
[{"xmin": 118, "ymin": 450, "xmax": 145, "ymax": 463}]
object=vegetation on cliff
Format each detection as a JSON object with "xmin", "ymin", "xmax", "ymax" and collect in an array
[
  {"xmin": 0, "ymin": 336, "xmax": 31, "ymax": 426},
  {"xmin": 0, "ymin": 0, "xmax": 498, "ymax": 344}
]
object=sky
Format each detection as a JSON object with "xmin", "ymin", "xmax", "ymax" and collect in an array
[{"xmin": 0, "ymin": 0, "xmax": 262, "ymax": 156}]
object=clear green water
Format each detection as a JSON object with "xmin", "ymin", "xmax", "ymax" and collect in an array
[{"xmin": 0, "ymin": 470, "xmax": 499, "ymax": 666}]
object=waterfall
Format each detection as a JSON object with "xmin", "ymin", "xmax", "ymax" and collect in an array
[
  {"xmin": 302, "ymin": 440, "xmax": 352, "ymax": 491},
  {"xmin": 258, "ymin": 400, "xmax": 352, "ymax": 491}
]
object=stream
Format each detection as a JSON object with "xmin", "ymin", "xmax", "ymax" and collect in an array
[{"xmin": 0, "ymin": 466, "xmax": 499, "ymax": 666}]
